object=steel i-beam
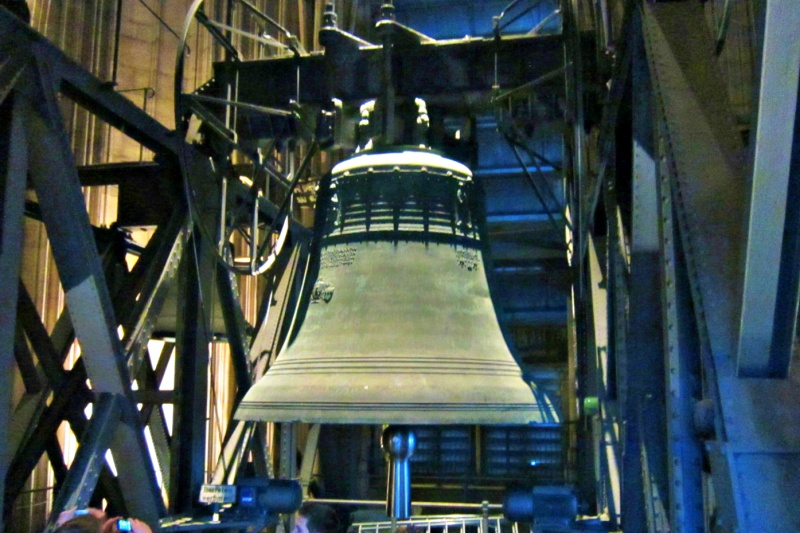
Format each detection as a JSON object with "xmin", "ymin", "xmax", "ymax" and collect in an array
[
  {"xmin": 643, "ymin": 2, "xmax": 800, "ymax": 530},
  {"xmin": 737, "ymin": 0, "xmax": 800, "ymax": 378},
  {"xmin": 0, "ymin": 90, "xmax": 28, "ymax": 533},
  {"xmin": 18, "ymin": 51, "xmax": 164, "ymax": 523}
]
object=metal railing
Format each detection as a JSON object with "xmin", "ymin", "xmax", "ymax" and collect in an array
[{"xmin": 350, "ymin": 515, "xmax": 515, "ymax": 533}]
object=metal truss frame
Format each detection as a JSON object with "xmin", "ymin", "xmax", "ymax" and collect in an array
[
  {"xmin": 2, "ymin": 1, "xmax": 572, "ymax": 527},
  {"xmin": 643, "ymin": 2, "xmax": 800, "ymax": 530},
  {"xmin": 0, "ymin": 5, "xmax": 310, "ymax": 530},
  {"xmin": 10, "ymin": 0, "xmax": 800, "ymax": 530},
  {"xmin": 583, "ymin": 0, "xmax": 800, "ymax": 531}
]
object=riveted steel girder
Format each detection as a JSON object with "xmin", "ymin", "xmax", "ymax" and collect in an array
[
  {"xmin": 221, "ymin": 33, "xmax": 564, "ymax": 111},
  {"xmin": 0, "ymin": 90, "xmax": 28, "ymax": 533},
  {"xmin": 11, "ymin": 49, "xmax": 166, "ymax": 528},
  {"xmin": 642, "ymin": 2, "xmax": 800, "ymax": 530}
]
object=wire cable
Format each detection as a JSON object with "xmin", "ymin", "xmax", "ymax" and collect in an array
[{"xmin": 174, "ymin": 0, "xmax": 314, "ymax": 278}]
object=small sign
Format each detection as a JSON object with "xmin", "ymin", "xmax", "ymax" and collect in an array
[{"xmin": 199, "ymin": 484, "xmax": 237, "ymax": 504}]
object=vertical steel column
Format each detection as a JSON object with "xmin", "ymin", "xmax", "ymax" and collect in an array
[
  {"xmin": 378, "ymin": 2, "xmax": 396, "ymax": 145},
  {"xmin": 118, "ymin": 211, "xmax": 188, "ymax": 500},
  {"xmin": 565, "ymin": 300, "xmax": 579, "ymax": 488},
  {"xmin": 604, "ymin": 179, "xmax": 625, "ymax": 413},
  {"xmin": 0, "ymin": 94, "xmax": 28, "ymax": 533},
  {"xmin": 564, "ymin": 0, "xmax": 586, "ymax": 270},
  {"xmin": 642, "ymin": 2, "xmax": 800, "ymax": 530},
  {"xmin": 563, "ymin": 0, "xmax": 595, "ymax": 510},
  {"xmin": 279, "ymin": 423, "xmax": 297, "ymax": 480},
  {"xmin": 274, "ymin": 237, "xmax": 310, "ymax": 486},
  {"xmin": 601, "ymin": 71, "xmax": 629, "ymax": 526},
  {"xmin": 737, "ymin": 0, "xmax": 800, "ymax": 378},
  {"xmin": 170, "ymin": 231, "xmax": 213, "ymax": 513},
  {"xmin": 641, "ymin": 5, "xmax": 722, "ymax": 532},
  {"xmin": 655, "ymin": 122, "xmax": 704, "ymax": 533},
  {"xmin": 279, "ymin": 420, "xmax": 297, "ymax": 532},
  {"xmin": 620, "ymin": 10, "xmax": 661, "ymax": 532},
  {"xmin": 577, "ymin": 242, "xmax": 600, "ymax": 515},
  {"xmin": 604, "ymin": 208, "xmax": 626, "ymax": 528},
  {"xmin": 587, "ymin": 236, "xmax": 620, "ymax": 525}
]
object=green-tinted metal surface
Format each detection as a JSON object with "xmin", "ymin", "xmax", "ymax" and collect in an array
[{"xmin": 238, "ymin": 150, "xmax": 544, "ymax": 425}]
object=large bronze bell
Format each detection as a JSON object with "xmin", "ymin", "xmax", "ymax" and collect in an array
[{"xmin": 236, "ymin": 148, "xmax": 547, "ymax": 425}]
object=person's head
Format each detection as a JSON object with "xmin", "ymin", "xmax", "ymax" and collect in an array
[
  {"xmin": 55, "ymin": 515, "xmax": 102, "ymax": 533},
  {"xmin": 294, "ymin": 502, "xmax": 339, "ymax": 533}
]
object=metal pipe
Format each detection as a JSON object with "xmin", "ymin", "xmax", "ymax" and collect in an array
[
  {"xmin": 238, "ymin": 0, "xmax": 306, "ymax": 46},
  {"xmin": 219, "ymin": 176, "xmax": 228, "ymax": 256},
  {"xmin": 490, "ymin": 65, "xmax": 566, "ymax": 103},
  {"xmin": 310, "ymin": 498, "xmax": 503, "ymax": 510},
  {"xmin": 519, "ymin": 139, "xmax": 569, "ymax": 226},
  {"xmin": 111, "ymin": 0, "xmax": 122, "ymax": 85},
  {"xmin": 379, "ymin": 2, "xmax": 396, "ymax": 145},
  {"xmin": 497, "ymin": 0, "xmax": 527, "ymax": 23},
  {"xmin": 528, "ymin": 7, "xmax": 561, "ymax": 36},
  {"xmin": 236, "ymin": 0, "xmax": 308, "ymax": 56},
  {"xmin": 249, "ymin": 184, "xmax": 259, "ymax": 271},
  {"xmin": 237, "ymin": 0, "xmax": 290, "ymax": 35},
  {"xmin": 594, "ymin": 0, "xmax": 611, "ymax": 52},
  {"xmin": 138, "ymin": 0, "xmax": 189, "ymax": 54},
  {"xmin": 496, "ymin": 0, "xmax": 548, "ymax": 33},
  {"xmin": 383, "ymin": 426, "xmax": 415, "ymax": 519},
  {"xmin": 256, "ymin": 140, "xmax": 319, "ymax": 258},
  {"xmin": 564, "ymin": 0, "xmax": 585, "ymax": 293},
  {"xmin": 203, "ymin": 17, "xmax": 284, "ymax": 51},
  {"xmin": 524, "ymin": 145, "xmax": 562, "ymax": 171},
  {"xmin": 195, "ymin": 9, "xmax": 240, "ymax": 59},
  {"xmin": 295, "ymin": 57, "xmax": 300, "ymax": 104},
  {"xmin": 506, "ymin": 137, "xmax": 563, "ymax": 234},
  {"xmin": 714, "ymin": 0, "xmax": 734, "ymax": 56}
]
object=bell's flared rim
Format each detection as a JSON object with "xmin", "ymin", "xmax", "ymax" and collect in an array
[
  {"xmin": 235, "ymin": 371, "xmax": 547, "ymax": 425},
  {"xmin": 235, "ymin": 401, "xmax": 547, "ymax": 425}
]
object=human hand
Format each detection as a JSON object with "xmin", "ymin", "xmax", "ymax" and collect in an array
[{"xmin": 101, "ymin": 517, "xmax": 153, "ymax": 533}]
